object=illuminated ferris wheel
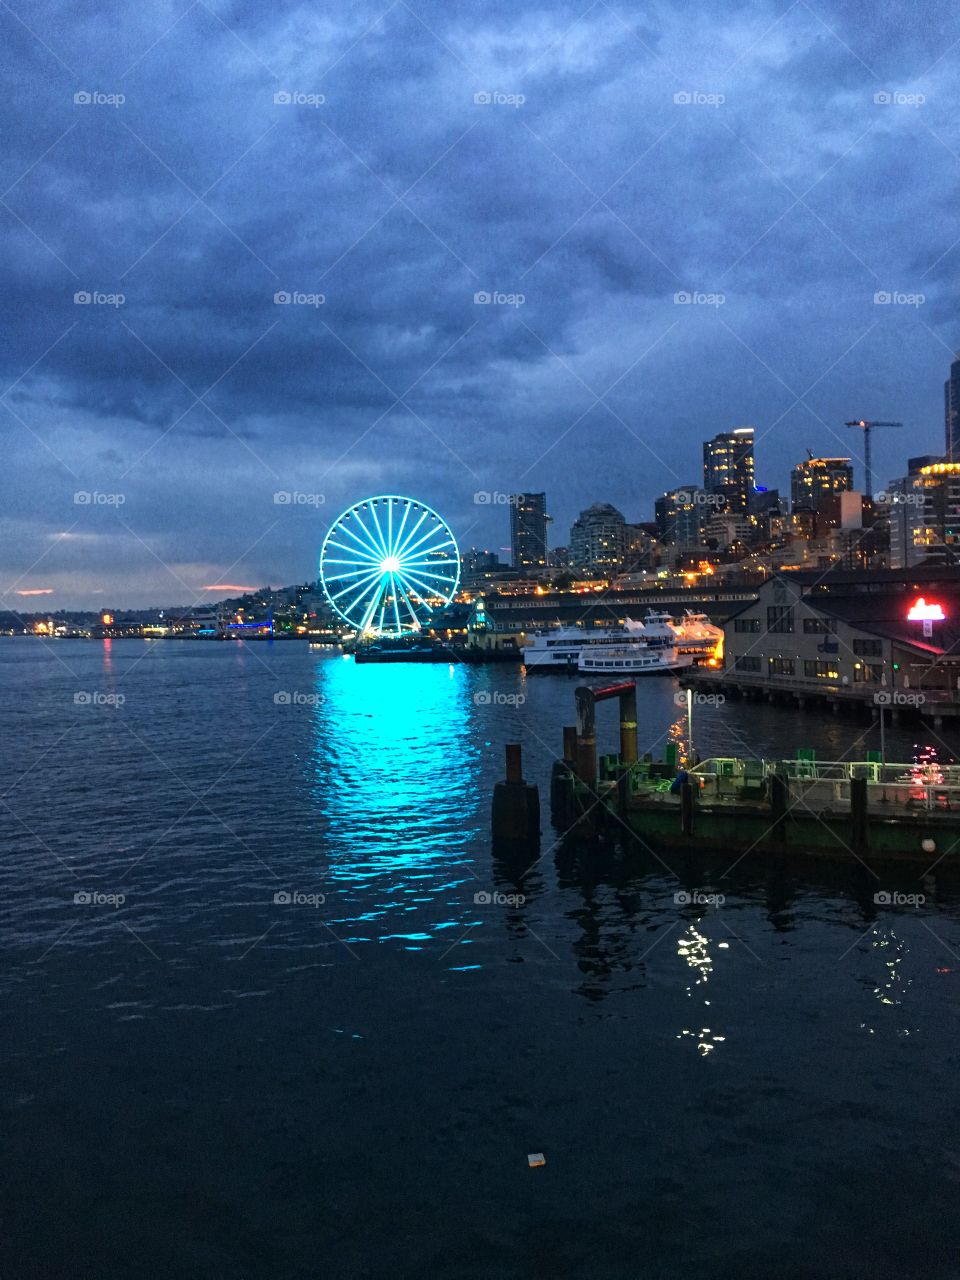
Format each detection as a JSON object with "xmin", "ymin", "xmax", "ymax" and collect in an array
[{"xmin": 319, "ymin": 495, "xmax": 461, "ymax": 636}]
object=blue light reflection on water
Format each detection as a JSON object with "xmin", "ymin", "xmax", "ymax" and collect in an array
[{"xmin": 306, "ymin": 655, "xmax": 483, "ymax": 946}]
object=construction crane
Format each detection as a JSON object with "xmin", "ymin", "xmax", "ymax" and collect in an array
[{"xmin": 844, "ymin": 419, "xmax": 903, "ymax": 498}]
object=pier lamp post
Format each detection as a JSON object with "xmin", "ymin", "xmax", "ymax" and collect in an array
[{"xmin": 686, "ymin": 686, "xmax": 694, "ymax": 763}]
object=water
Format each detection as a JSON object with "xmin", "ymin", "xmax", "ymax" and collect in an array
[{"xmin": 3, "ymin": 638, "xmax": 960, "ymax": 1279}]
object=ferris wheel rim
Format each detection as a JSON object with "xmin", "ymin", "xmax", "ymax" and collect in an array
[{"xmin": 318, "ymin": 495, "xmax": 461, "ymax": 636}]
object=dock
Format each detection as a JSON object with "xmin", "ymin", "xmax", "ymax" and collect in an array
[{"xmin": 549, "ymin": 681, "xmax": 960, "ymax": 861}]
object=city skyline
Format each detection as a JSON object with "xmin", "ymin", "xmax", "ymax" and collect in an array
[{"xmin": 4, "ymin": 3, "xmax": 960, "ymax": 608}]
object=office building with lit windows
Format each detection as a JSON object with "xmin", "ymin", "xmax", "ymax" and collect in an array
[
  {"xmin": 703, "ymin": 427, "xmax": 755, "ymax": 513},
  {"xmin": 509, "ymin": 493, "xmax": 548, "ymax": 572}
]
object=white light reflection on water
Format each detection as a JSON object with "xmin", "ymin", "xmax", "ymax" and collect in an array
[{"xmin": 676, "ymin": 920, "xmax": 727, "ymax": 1056}]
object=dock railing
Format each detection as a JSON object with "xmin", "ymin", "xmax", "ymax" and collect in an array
[{"xmin": 687, "ymin": 758, "xmax": 960, "ymax": 814}]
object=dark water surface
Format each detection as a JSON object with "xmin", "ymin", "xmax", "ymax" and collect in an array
[{"xmin": 3, "ymin": 638, "xmax": 960, "ymax": 1279}]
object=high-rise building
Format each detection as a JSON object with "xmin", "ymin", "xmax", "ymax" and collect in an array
[
  {"xmin": 509, "ymin": 493, "xmax": 548, "ymax": 572},
  {"xmin": 654, "ymin": 486, "xmax": 703, "ymax": 545},
  {"xmin": 945, "ymin": 354, "xmax": 960, "ymax": 461},
  {"xmin": 790, "ymin": 457, "xmax": 853, "ymax": 513},
  {"xmin": 703, "ymin": 427, "xmax": 755, "ymax": 513},
  {"xmin": 888, "ymin": 460, "xmax": 960, "ymax": 568},
  {"xmin": 569, "ymin": 503, "xmax": 627, "ymax": 574}
]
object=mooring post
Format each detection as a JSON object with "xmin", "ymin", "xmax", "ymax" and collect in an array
[
  {"xmin": 770, "ymin": 765, "xmax": 789, "ymax": 846},
  {"xmin": 620, "ymin": 684, "xmax": 638, "ymax": 766},
  {"xmin": 492, "ymin": 742, "xmax": 540, "ymax": 847},
  {"xmin": 850, "ymin": 774, "xmax": 869, "ymax": 856},
  {"xmin": 562, "ymin": 725, "xmax": 578, "ymax": 766},
  {"xmin": 680, "ymin": 779, "xmax": 694, "ymax": 837},
  {"xmin": 575, "ymin": 686, "xmax": 597, "ymax": 790}
]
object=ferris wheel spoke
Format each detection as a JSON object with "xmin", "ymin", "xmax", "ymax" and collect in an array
[
  {"xmin": 358, "ymin": 580, "xmax": 385, "ymax": 633},
  {"xmin": 333, "ymin": 513, "xmax": 384, "ymax": 561},
  {"xmin": 350, "ymin": 508, "xmax": 389, "ymax": 561},
  {"xmin": 391, "ymin": 498, "xmax": 413, "ymax": 560},
  {"xmin": 339, "ymin": 570, "xmax": 386, "ymax": 618},
  {"xmin": 368, "ymin": 503, "xmax": 391, "ymax": 561},
  {"xmin": 395, "ymin": 565, "xmax": 444, "ymax": 606},
  {"xmin": 326, "ymin": 567, "xmax": 384, "ymax": 599},
  {"xmin": 394, "ymin": 520, "xmax": 446, "ymax": 562},
  {"xmin": 393, "ymin": 507, "xmax": 430, "ymax": 559},
  {"xmin": 326, "ymin": 530, "xmax": 383, "ymax": 563},
  {"xmin": 394, "ymin": 576, "xmax": 423, "ymax": 629},
  {"xmin": 390, "ymin": 575, "xmax": 403, "ymax": 636},
  {"xmin": 322, "ymin": 559, "xmax": 386, "ymax": 575}
]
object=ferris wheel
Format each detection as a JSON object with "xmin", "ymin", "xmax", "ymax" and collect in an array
[{"xmin": 319, "ymin": 495, "xmax": 461, "ymax": 636}]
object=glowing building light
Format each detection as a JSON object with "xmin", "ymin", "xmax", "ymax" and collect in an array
[{"xmin": 907, "ymin": 598, "xmax": 945, "ymax": 622}]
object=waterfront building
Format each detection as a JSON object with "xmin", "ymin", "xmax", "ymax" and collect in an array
[
  {"xmin": 509, "ymin": 493, "xmax": 548, "ymax": 573},
  {"xmin": 569, "ymin": 503, "xmax": 627, "ymax": 574},
  {"xmin": 887, "ymin": 460, "xmax": 960, "ymax": 569},
  {"xmin": 655, "ymin": 487, "xmax": 704, "ymax": 545},
  {"xmin": 703, "ymin": 427, "xmax": 755, "ymax": 513},
  {"xmin": 946, "ymin": 353, "xmax": 960, "ymax": 460},
  {"xmin": 790, "ymin": 457, "xmax": 853, "ymax": 513},
  {"xmin": 715, "ymin": 569, "xmax": 960, "ymax": 712}
]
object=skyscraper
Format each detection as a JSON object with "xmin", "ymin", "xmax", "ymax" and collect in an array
[
  {"xmin": 703, "ymin": 427, "xmax": 755, "ymax": 513},
  {"xmin": 569, "ymin": 503, "xmax": 627, "ymax": 574},
  {"xmin": 790, "ymin": 457, "xmax": 853, "ymax": 512},
  {"xmin": 945, "ymin": 354, "xmax": 960, "ymax": 461},
  {"xmin": 888, "ymin": 460, "xmax": 960, "ymax": 568},
  {"xmin": 654, "ymin": 486, "xmax": 703, "ymax": 544},
  {"xmin": 509, "ymin": 492, "xmax": 548, "ymax": 572}
]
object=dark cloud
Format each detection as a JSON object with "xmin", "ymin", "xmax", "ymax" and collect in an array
[{"xmin": 1, "ymin": 0, "xmax": 959, "ymax": 605}]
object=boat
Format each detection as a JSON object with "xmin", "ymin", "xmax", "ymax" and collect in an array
[
  {"xmin": 522, "ymin": 625, "xmax": 628, "ymax": 671},
  {"xmin": 523, "ymin": 610, "xmax": 721, "ymax": 672},
  {"xmin": 578, "ymin": 642, "xmax": 693, "ymax": 675}
]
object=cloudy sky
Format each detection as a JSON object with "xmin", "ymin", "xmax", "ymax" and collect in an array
[{"xmin": 2, "ymin": 0, "xmax": 959, "ymax": 607}]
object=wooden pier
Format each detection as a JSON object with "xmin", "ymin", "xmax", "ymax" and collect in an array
[{"xmin": 550, "ymin": 681, "xmax": 960, "ymax": 862}]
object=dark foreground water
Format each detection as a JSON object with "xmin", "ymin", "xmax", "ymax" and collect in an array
[{"xmin": 3, "ymin": 638, "xmax": 960, "ymax": 1279}]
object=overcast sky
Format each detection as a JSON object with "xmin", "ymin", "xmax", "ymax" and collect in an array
[{"xmin": 2, "ymin": 0, "xmax": 959, "ymax": 607}]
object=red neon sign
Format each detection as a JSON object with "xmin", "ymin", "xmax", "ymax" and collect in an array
[{"xmin": 907, "ymin": 598, "xmax": 946, "ymax": 623}]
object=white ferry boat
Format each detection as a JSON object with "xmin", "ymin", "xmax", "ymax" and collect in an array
[
  {"xmin": 522, "ymin": 610, "xmax": 721, "ymax": 671},
  {"xmin": 578, "ymin": 643, "xmax": 693, "ymax": 675}
]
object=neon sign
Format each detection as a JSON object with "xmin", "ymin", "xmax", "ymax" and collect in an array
[{"xmin": 907, "ymin": 598, "xmax": 945, "ymax": 622}]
